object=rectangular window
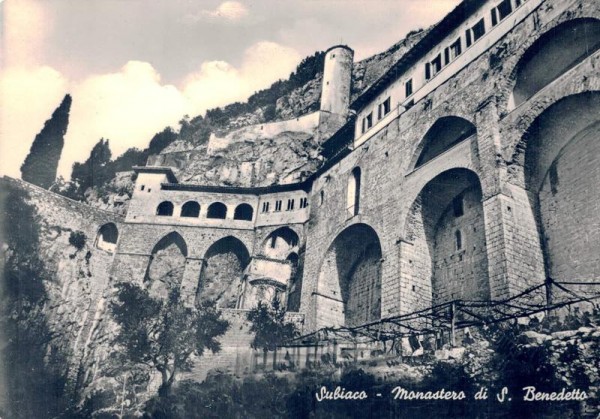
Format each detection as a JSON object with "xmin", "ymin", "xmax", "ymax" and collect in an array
[
  {"xmin": 140, "ymin": 185, "xmax": 145, "ymax": 191},
  {"xmin": 465, "ymin": 29, "xmax": 472, "ymax": 47},
  {"xmin": 378, "ymin": 97, "xmax": 391, "ymax": 120},
  {"xmin": 453, "ymin": 195, "xmax": 464, "ymax": 217},
  {"xmin": 286, "ymin": 199, "xmax": 295, "ymax": 211},
  {"xmin": 425, "ymin": 62, "xmax": 431, "ymax": 80},
  {"xmin": 491, "ymin": 8, "xmax": 498, "ymax": 26},
  {"xmin": 275, "ymin": 200, "xmax": 282, "ymax": 212},
  {"xmin": 472, "ymin": 18, "xmax": 486, "ymax": 41},
  {"xmin": 431, "ymin": 54, "xmax": 442, "ymax": 76},
  {"xmin": 361, "ymin": 113, "xmax": 373, "ymax": 133},
  {"xmin": 262, "ymin": 202, "xmax": 270, "ymax": 213},
  {"xmin": 300, "ymin": 197, "xmax": 309, "ymax": 208},
  {"xmin": 405, "ymin": 79, "xmax": 413, "ymax": 97},
  {"xmin": 444, "ymin": 47, "xmax": 450, "ymax": 65},
  {"xmin": 450, "ymin": 38, "xmax": 462, "ymax": 60},
  {"xmin": 498, "ymin": 0, "xmax": 513, "ymax": 20}
]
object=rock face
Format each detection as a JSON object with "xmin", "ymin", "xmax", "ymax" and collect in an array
[
  {"xmin": 149, "ymin": 30, "xmax": 426, "ymax": 188},
  {"xmin": 152, "ymin": 131, "xmax": 321, "ymax": 187}
]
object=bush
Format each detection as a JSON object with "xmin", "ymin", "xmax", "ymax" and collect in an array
[{"xmin": 69, "ymin": 230, "xmax": 87, "ymax": 251}]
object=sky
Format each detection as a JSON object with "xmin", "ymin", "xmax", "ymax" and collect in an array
[{"xmin": 0, "ymin": 0, "xmax": 460, "ymax": 179}]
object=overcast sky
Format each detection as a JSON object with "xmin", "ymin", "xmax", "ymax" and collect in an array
[{"xmin": 0, "ymin": 0, "xmax": 460, "ymax": 179}]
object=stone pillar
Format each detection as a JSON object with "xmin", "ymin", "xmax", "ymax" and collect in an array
[
  {"xmin": 475, "ymin": 99, "xmax": 546, "ymax": 299},
  {"xmin": 181, "ymin": 257, "xmax": 204, "ymax": 307}
]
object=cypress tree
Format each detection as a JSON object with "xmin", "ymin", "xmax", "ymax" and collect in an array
[{"xmin": 20, "ymin": 94, "xmax": 72, "ymax": 189}]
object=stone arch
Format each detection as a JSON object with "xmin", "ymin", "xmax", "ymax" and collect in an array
[
  {"xmin": 261, "ymin": 227, "xmax": 300, "ymax": 260},
  {"xmin": 145, "ymin": 231, "xmax": 188, "ymax": 299},
  {"xmin": 206, "ymin": 202, "xmax": 227, "ymax": 219},
  {"xmin": 316, "ymin": 223, "xmax": 382, "ymax": 328},
  {"xmin": 156, "ymin": 201, "xmax": 174, "ymax": 216},
  {"xmin": 519, "ymin": 92, "xmax": 600, "ymax": 285},
  {"xmin": 233, "ymin": 203, "xmax": 253, "ymax": 221},
  {"xmin": 409, "ymin": 116, "xmax": 476, "ymax": 171},
  {"xmin": 404, "ymin": 168, "xmax": 490, "ymax": 306},
  {"xmin": 95, "ymin": 222, "xmax": 118, "ymax": 253},
  {"xmin": 196, "ymin": 236, "xmax": 250, "ymax": 308},
  {"xmin": 180, "ymin": 201, "xmax": 200, "ymax": 218},
  {"xmin": 503, "ymin": 17, "xmax": 600, "ymax": 111}
]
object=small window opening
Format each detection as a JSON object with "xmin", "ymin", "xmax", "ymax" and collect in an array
[
  {"xmin": 275, "ymin": 200, "xmax": 282, "ymax": 212},
  {"xmin": 405, "ymin": 79, "xmax": 413, "ymax": 97},
  {"xmin": 262, "ymin": 202, "xmax": 270, "ymax": 213},
  {"xmin": 320, "ymin": 191, "xmax": 325, "ymax": 206},
  {"xmin": 207, "ymin": 202, "xmax": 227, "ymax": 219},
  {"xmin": 286, "ymin": 199, "xmax": 295, "ymax": 211},
  {"xmin": 455, "ymin": 230, "xmax": 463, "ymax": 250},
  {"xmin": 140, "ymin": 185, "xmax": 145, "ymax": 191},
  {"xmin": 431, "ymin": 54, "xmax": 442, "ymax": 76},
  {"xmin": 180, "ymin": 201, "xmax": 200, "ymax": 218},
  {"xmin": 156, "ymin": 201, "xmax": 174, "ymax": 216},
  {"xmin": 453, "ymin": 195, "xmax": 464, "ymax": 217}
]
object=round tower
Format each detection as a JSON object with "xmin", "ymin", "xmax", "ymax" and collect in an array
[{"xmin": 320, "ymin": 45, "xmax": 354, "ymax": 118}]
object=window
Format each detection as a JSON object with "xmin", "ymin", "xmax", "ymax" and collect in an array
[
  {"xmin": 431, "ymin": 54, "xmax": 442, "ymax": 76},
  {"xmin": 492, "ymin": 0, "xmax": 513, "ymax": 26},
  {"xmin": 320, "ymin": 191, "xmax": 325, "ymax": 206},
  {"xmin": 425, "ymin": 62, "xmax": 431, "ymax": 80},
  {"xmin": 262, "ymin": 202, "xmax": 270, "ymax": 213},
  {"xmin": 180, "ymin": 201, "xmax": 200, "ymax": 218},
  {"xmin": 453, "ymin": 195, "xmax": 464, "ymax": 217},
  {"xmin": 361, "ymin": 112, "xmax": 374, "ymax": 133},
  {"xmin": 234, "ymin": 203, "xmax": 253, "ymax": 221},
  {"xmin": 405, "ymin": 79, "xmax": 413, "ymax": 97},
  {"xmin": 466, "ymin": 19, "xmax": 485, "ymax": 47},
  {"xmin": 455, "ymin": 230, "xmax": 463, "ymax": 250},
  {"xmin": 346, "ymin": 167, "xmax": 361, "ymax": 217},
  {"xmin": 156, "ymin": 201, "xmax": 174, "ymax": 216},
  {"xmin": 300, "ymin": 197, "xmax": 309, "ymax": 208},
  {"xmin": 275, "ymin": 200, "xmax": 282, "ymax": 212},
  {"xmin": 140, "ymin": 185, "xmax": 145, "ymax": 191},
  {"xmin": 207, "ymin": 202, "xmax": 227, "ymax": 219},
  {"xmin": 450, "ymin": 38, "xmax": 462, "ymax": 61},
  {"xmin": 378, "ymin": 97, "xmax": 391, "ymax": 120},
  {"xmin": 286, "ymin": 199, "xmax": 295, "ymax": 211}
]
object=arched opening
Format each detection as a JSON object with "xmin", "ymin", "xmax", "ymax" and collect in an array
[
  {"xmin": 180, "ymin": 201, "xmax": 200, "ymax": 218},
  {"xmin": 286, "ymin": 252, "xmax": 302, "ymax": 312},
  {"xmin": 261, "ymin": 227, "xmax": 300, "ymax": 260},
  {"xmin": 206, "ymin": 202, "xmax": 227, "ymax": 219},
  {"xmin": 510, "ymin": 19, "xmax": 600, "ymax": 109},
  {"xmin": 346, "ymin": 167, "xmax": 361, "ymax": 216},
  {"xmin": 95, "ymin": 222, "xmax": 118, "ymax": 253},
  {"xmin": 233, "ymin": 203, "xmax": 254, "ymax": 221},
  {"xmin": 522, "ymin": 92, "xmax": 600, "ymax": 286},
  {"xmin": 316, "ymin": 223, "xmax": 382, "ymax": 328},
  {"xmin": 413, "ymin": 116, "xmax": 476, "ymax": 169},
  {"xmin": 196, "ymin": 236, "xmax": 250, "ymax": 308},
  {"xmin": 156, "ymin": 201, "xmax": 174, "ymax": 216},
  {"xmin": 145, "ymin": 232, "xmax": 188, "ymax": 299},
  {"xmin": 405, "ymin": 168, "xmax": 489, "ymax": 307}
]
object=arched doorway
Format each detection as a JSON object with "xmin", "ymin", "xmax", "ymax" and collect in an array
[
  {"xmin": 522, "ymin": 92, "xmax": 600, "ymax": 285},
  {"xmin": 316, "ymin": 223, "xmax": 382, "ymax": 328},
  {"xmin": 196, "ymin": 236, "xmax": 250, "ymax": 308},
  {"xmin": 95, "ymin": 222, "xmax": 118, "ymax": 253},
  {"xmin": 145, "ymin": 232, "xmax": 188, "ymax": 299},
  {"xmin": 405, "ymin": 168, "xmax": 490, "ymax": 306}
]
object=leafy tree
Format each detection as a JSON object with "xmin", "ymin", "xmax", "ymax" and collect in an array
[
  {"xmin": 247, "ymin": 299, "xmax": 299, "ymax": 368},
  {"xmin": 20, "ymin": 94, "xmax": 72, "ymax": 189},
  {"xmin": 110, "ymin": 283, "xmax": 229, "ymax": 395},
  {"xmin": 70, "ymin": 138, "xmax": 112, "ymax": 198}
]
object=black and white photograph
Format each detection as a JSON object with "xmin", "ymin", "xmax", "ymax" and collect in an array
[{"xmin": 1, "ymin": 0, "xmax": 599, "ymax": 417}]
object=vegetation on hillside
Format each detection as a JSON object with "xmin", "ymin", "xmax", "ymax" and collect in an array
[
  {"xmin": 20, "ymin": 94, "xmax": 72, "ymax": 189},
  {"xmin": 109, "ymin": 283, "xmax": 230, "ymax": 396},
  {"xmin": 0, "ymin": 186, "xmax": 75, "ymax": 418}
]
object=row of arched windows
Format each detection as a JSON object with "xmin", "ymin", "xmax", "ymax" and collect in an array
[{"xmin": 156, "ymin": 201, "xmax": 254, "ymax": 221}]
